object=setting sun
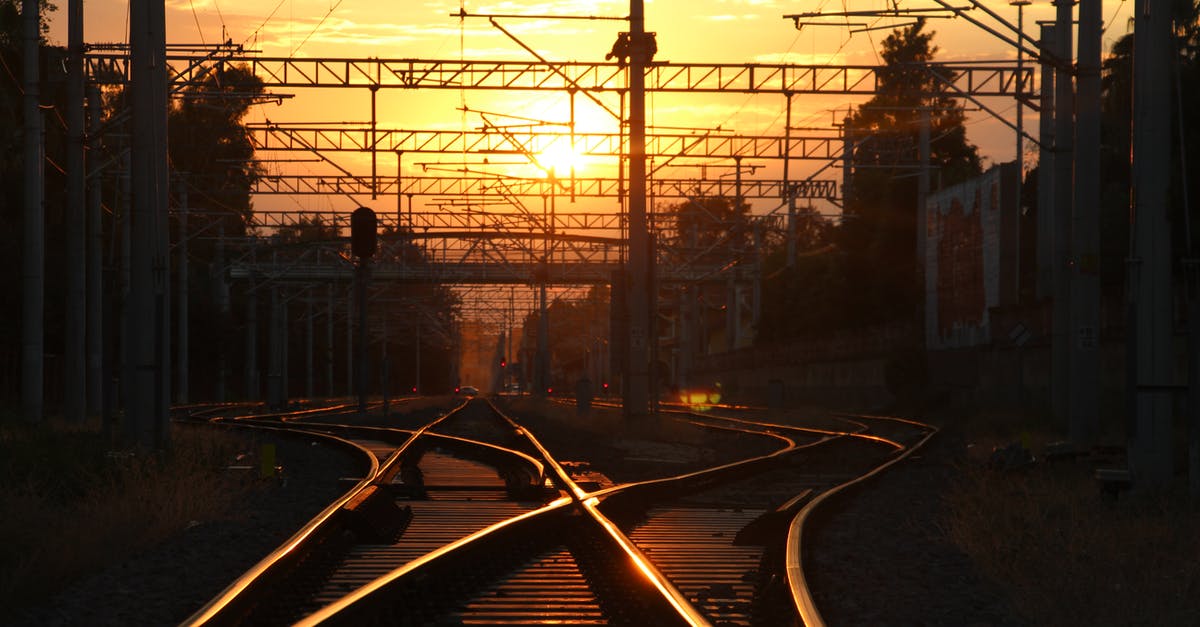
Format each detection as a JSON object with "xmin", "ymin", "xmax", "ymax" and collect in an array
[{"xmin": 536, "ymin": 141, "xmax": 590, "ymax": 177}]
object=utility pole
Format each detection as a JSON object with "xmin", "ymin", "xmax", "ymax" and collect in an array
[
  {"xmin": 1070, "ymin": 0, "xmax": 1102, "ymax": 445},
  {"xmin": 1051, "ymin": 0, "xmax": 1075, "ymax": 431},
  {"xmin": 1012, "ymin": 0, "xmax": 1030, "ymax": 301},
  {"xmin": 1036, "ymin": 23, "xmax": 1056, "ymax": 300},
  {"xmin": 918, "ymin": 108, "xmax": 931, "ymax": 298},
  {"xmin": 356, "ymin": 264, "xmax": 369, "ymax": 412},
  {"xmin": 177, "ymin": 179, "xmax": 189, "ymax": 404},
  {"xmin": 536, "ymin": 282, "xmax": 549, "ymax": 395},
  {"xmin": 213, "ymin": 222, "xmax": 230, "ymax": 402},
  {"xmin": 268, "ymin": 285, "xmax": 283, "ymax": 409},
  {"xmin": 65, "ymin": 0, "xmax": 86, "ymax": 422},
  {"xmin": 625, "ymin": 0, "xmax": 652, "ymax": 419},
  {"xmin": 87, "ymin": 87, "xmax": 104, "ymax": 413},
  {"xmin": 306, "ymin": 288, "xmax": 314, "ymax": 399},
  {"xmin": 245, "ymin": 286, "xmax": 258, "ymax": 399},
  {"xmin": 22, "ymin": 0, "xmax": 44, "ymax": 423},
  {"xmin": 127, "ymin": 0, "xmax": 170, "ymax": 448},
  {"xmin": 1130, "ymin": 0, "xmax": 1174, "ymax": 487},
  {"xmin": 326, "ymin": 284, "xmax": 334, "ymax": 396}
]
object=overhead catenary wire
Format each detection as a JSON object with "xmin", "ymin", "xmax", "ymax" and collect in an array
[{"xmin": 290, "ymin": 0, "xmax": 345, "ymax": 57}]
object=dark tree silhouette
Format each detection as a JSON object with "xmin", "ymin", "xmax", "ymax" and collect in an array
[{"xmin": 840, "ymin": 18, "xmax": 981, "ymax": 326}]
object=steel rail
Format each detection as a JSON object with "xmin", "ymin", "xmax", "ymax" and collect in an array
[
  {"xmin": 487, "ymin": 399, "xmax": 714, "ymax": 627},
  {"xmin": 282, "ymin": 420, "xmax": 548, "ymax": 488},
  {"xmin": 295, "ymin": 496, "xmax": 577, "ymax": 626},
  {"xmin": 180, "ymin": 423, "xmax": 382, "ymax": 626},
  {"xmin": 181, "ymin": 399, "xmax": 469, "ymax": 626},
  {"xmin": 786, "ymin": 416, "xmax": 939, "ymax": 627},
  {"xmin": 300, "ymin": 399, "xmax": 714, "ymax": 626}
]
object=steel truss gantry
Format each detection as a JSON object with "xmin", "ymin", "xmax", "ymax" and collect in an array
[
  {"xmin": 84, "ymin": 53, "xmax": 1032, "ymax": 97},
  {"xmin": 252, "ymin": 173, "xmax": 838, "ymax": 200},
  {"xmin": 248, "ymin": 124, "xmax": 847, "ymax": 161},
  {"xmin": 223, "ymin": 227, "xmax": 740, "ymax": 287}
]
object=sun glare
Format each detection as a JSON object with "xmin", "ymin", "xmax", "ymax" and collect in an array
[{"xmin": 537, "ymin": 142, "xmax": 588, "ymax": 176}]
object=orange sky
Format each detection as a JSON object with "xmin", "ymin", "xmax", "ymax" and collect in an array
[{"xmin": 46, "ymin": 0, "xmax": 1135, "ymax": 220}]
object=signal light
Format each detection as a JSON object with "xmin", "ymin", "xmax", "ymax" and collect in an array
[
  {"xmin": 500, "ymin": 358, "xmax": 507, "ymax": 368},
  {"xmin": 350, "ymin": 206, "xmax": 378, "ymax": 259},
  {"xmin": 455, "ymin": 386, "xmax": 460, "ymax": 393},
  {"xmin": 412, "ymin": 386, "xmax": 417, "ymax": 393}
]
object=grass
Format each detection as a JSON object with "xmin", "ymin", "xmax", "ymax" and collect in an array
[
  {"xmin": 0, "ymin": 412, "xmax": 251, "ymax": 612},
  {"xmin": 940, "ymin": 412, "xmax": 1200, "ymax": 626}
]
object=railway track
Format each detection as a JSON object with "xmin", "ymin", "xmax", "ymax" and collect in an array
[{"xmin": 177, "ymin": 397, "xmax": 935, "ymax": 626}]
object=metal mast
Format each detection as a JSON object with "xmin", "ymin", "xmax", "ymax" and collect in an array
[
  {"xmin": 21, "ymin": 0, "xmax": 44, "ymax": 423},
  {"xmin": 625, "ymin": 0, "xmax": 651, "ymax": 418},
  {"xmin": 1070, "ymin": 0, "xmax": 1102, "ymax": 445},
  {"xmin": 65, "ymin": 0, "xmax": 86, "ymax": 422},
  {"xmin": 1130, "ymin": 0, "xmax": 1174, "ymax": 487},
  {"xmin": 126, "ymin": 0, "xmax": 171, "ymax": 448}
]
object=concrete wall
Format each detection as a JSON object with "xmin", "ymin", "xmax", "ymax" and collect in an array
[{"xmin": 691, "ymin": 321, "xmax": 912, "ymax": 410}]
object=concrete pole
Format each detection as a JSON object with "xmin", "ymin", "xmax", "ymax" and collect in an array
[
  {"xmin": 326, "ymin": 284, "xmax": 334, "ymax": 397},
  {"xmin": 1190, "ymin": 268, "xmax": 1200, "ymax": 498},
  {"xmin": 785, "ymin": 94, "xmax": 797, "ymax": 267},
  {"xmin": 281, "ymin": 291, "xmax": 289, "ymax": 404},
  {"xmin": 346, "ymin": 284, "xmax": 354, "ymax": 397},
  {"xmin": 726, "ymin": 276, "xmax": 738, "ymax": 351},
  {"xmin": 213, "ymin": 222, "xmax": 230, "ymax": 402},
  {"xmin": 1013, "ymin": 1, "xmax": 1029, "ymax": 303},
  {"xmin": 678, "ymin": 285, "xmax": 691, "ymax": 391},
  {"xmin": 22, "ymin": 0, "xmax": 44, "ymax": 423},
  {"xmin": 380, "ymin": 311, "xmax": 389, "ymax": 415},
  {"xmin": 177, "ymin": 180, "xmax": 189, "ymax": 404},
  {"xmin": 87, "ymin": 87, "xmax": 104, "ymax": 414},
  {"xmin": 244, "ymin": 288, "xmax": 258, "ymax": 399},
  {"xmin": 537, "ymin": 282, "xmax": 549, "ymax": 395},
  {"xmin": 1051, "ymin": 0, "xmax": 1075, "ymax": 428},
  {"xmin": 64, "ymin": 0, "xmax": 86, "ymax": 422},
  {"xmin": 306, "ymin": 288, "xmax": 314, "ymax": 399},
  {"xmin": 752, "ymin": 223, "xmax": 763, "ymax": 330},
  {"xmin": 1130, "ymin": 0, "xmax": 1174, "ymax": 487},
  {"xmin": 787, "ymin": 192, "xmax": 797, "ymax": 267},
  {"xmin": 625, "ymin": 0, "xmax": 651, "ymax": 418},
  {"xmin": 127, "ymin": 0, "xmax": 171, "ymax": 448},
  {"xmin": 918, "ymin": 108, "xmax": 931, "ymax": 305},
  {"xmin": 356, "ymin": 262, "xmax": 369, "ymax": 413},
  {"xmin": 842, "ymin": 117, "xmax": 853, "ymax": 208},
  {"xmin": 119, "ymin": 150, "xmax": 131, "ymax": 408},
  {"xmin": 268, "ymin": 286, "xmax": 282, "ymax": 409},
  {"xmin": 1069, "ymin": 0, "xmax": 1102, "ymax": 445},
  {"xmin": 414, "ymin": 313, "xmax": 421, "ymax": 394},
  {"xmin": 1036, "ymin": 24, "xmax": 1057, "ymax": 300}
]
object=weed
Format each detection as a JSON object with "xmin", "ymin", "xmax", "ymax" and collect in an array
[
  {"xmin": 0, "ymin": 419, "xmax": 247, "ymax": 611},
  {"xmin": 943, "ymin": 462, "xmax": 1200, "ymax": 626}
]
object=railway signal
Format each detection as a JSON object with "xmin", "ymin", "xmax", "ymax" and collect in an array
[{"xmin": 351, "ymin": 206, "xmax": 378, "ymax": 259}]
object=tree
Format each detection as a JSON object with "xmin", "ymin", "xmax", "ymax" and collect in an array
[
  {"xmin": 840, "ymin": 18, "xmax": 981, "ymax": 326},
  {"xmin": 169, "ymin": 63, "xmax": 265, "ymax": 242},
  {"xmin": 756, "ymin": 204, "xmax": 840, "ymax": 343},
  {"xmin": 660, "ymin": 194, "xmax": 752, "ymax": 264}
]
